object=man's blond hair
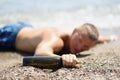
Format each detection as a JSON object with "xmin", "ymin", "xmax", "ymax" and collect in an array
[{"xmin": 78, "ymin": 23, "xmax": 99, "ymax": 41}]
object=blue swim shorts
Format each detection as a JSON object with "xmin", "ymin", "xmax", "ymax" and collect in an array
[{"xmin": 0, "ymin": 21, "xmax": 32, "ymax": 50}]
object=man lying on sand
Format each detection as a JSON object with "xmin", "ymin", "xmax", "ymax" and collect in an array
[{"xmin": 0, "ymin": 21, "xmax": 119, "ymax": 68}]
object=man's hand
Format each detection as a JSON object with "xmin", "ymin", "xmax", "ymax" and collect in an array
[
  {"xmin": 109, "ymin": 35, "xmax": 120, "ymax": 41},
  {"xmin": 62, "ymin": 54, "xmax": 80, "ymax": 68},
  {"xmin": 98, "ymin": 35, "xmax": 120, "ymax": 43}
]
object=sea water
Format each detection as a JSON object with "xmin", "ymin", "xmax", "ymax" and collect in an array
[{"xmin": 0, "ymin": 0, "xmax": 120, "ymax": 35}]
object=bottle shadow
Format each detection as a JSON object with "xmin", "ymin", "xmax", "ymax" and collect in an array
[{"xmin": 76, "ymin": 53, "xmax": 91, "ymax": 58}]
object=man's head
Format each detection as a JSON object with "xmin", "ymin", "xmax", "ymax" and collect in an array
[{"xmin": 70, "ymin": 23, "xmax": 99, "ymax": 54}]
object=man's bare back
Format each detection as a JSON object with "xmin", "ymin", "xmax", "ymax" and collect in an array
[{"xmin": 15, "ymin": 27, "xmax": 67, "ymax": 54}]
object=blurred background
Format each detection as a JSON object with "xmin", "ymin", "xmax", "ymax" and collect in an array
[{"xmin": 0, "ymin": 0, "xmax": 120, "ymax": 35}]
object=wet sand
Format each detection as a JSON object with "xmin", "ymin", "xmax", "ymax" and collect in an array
[{"xmin": 0, "ymin": 41, "xmax": 120, "ymax": 80}]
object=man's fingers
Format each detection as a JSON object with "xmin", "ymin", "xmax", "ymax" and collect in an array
[
  {"xmin": 74, "ymin": 64, "xmax": 80, "ymax": 69},
  {"xmin": 76, "ymin": 60, "xmax": 81, "ymax": 64},
  {"xmin": 73, "ymin": 55, "xmax": 81, "ymax": 64},
  {"xmin": 62, "ymin": 54, "xmax": 81, "ymax": 68},
  {"xmin": 72, "ymin": 56, "xmax": 80, "ymax": 68},
  {"xmin": 62, "ymin": 54, "xmax": 71, "ymax": 66}
]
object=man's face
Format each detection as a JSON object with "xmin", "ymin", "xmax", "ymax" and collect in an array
[{"xmin": 70, "ymin": 29, "xmax": 95, "ymax": 54}]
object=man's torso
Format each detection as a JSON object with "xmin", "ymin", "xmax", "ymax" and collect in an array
[{"xmin": 15, "ymin": 27, "xmax": 68, "ymax": 53}]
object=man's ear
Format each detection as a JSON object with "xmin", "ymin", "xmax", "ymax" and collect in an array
[{"xmin": 72, "ymin": 28, "xmax": 78, "ymax": 35}]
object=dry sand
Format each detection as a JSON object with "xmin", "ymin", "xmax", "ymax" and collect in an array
[{"xmin": 0, "ymin": 41, "xmax": 120, "ymax": 80}]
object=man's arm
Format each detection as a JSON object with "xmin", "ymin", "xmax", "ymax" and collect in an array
[
  {"xmin": 35, "ymin": 46, "xmax": 80, "ymax": 68},
  {"xmin": 97, "ymin": 35, "xmax": 120, "ymax": 43},
  {"xmin": 34, "ymin": 36, "xmax": 63, "ymax": 56},
  {"xmin": 34, "ymin": 36, "xmax": 80, "ymax": 68}
]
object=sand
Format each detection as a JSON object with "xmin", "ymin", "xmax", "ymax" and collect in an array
[{"xmin": 0, "ymin": 41, "xmax": 120, "ymax": 80}]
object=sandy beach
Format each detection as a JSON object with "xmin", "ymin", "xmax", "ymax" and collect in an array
[
  {"xmin": 0, "ymin": 41, "xmax": 120, "ymax": 80},
  {"xmin": 0, "ymin": 0, "xmax": 120, "ymax": 80}
]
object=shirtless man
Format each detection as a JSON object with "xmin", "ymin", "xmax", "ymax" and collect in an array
[{"xmin": 0, "ymin": 21, "xmax": 119, "ymax": 68}]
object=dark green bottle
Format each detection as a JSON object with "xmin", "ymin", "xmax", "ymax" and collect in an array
[{"xmin": 23, "ymin": 56, "xmax": 63, "ymax": 69}]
